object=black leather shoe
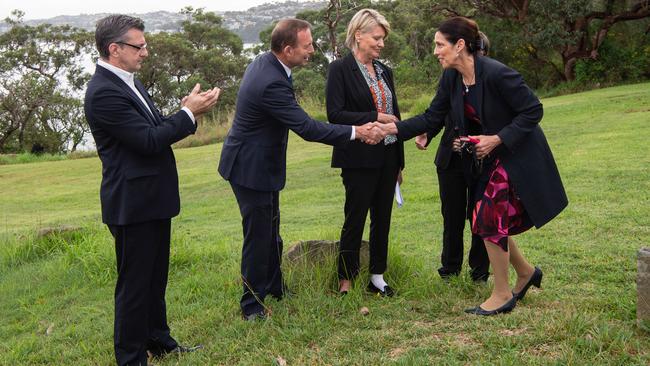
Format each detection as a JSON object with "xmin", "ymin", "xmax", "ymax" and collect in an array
[
  {"xmin": 470, "ymin": 270, "xmax": 489, "ymax": 283},
  {"xmin": 513, "ymin": 266, "xmax": 543, "ymax": 301},
  {"xmin": 464, "ymin": 296, "xmax": 517, "ymax": 316},
  {"xmin": 242, "ymin": 309, "xmax": 268, "ymax": 321},
  {"xmin": 270, "ymin": 283, "xmax": 294, "ymax": 300},
  {"xmin": 367, "ymin": 282, "xmax": 394, "ymax": 297},
  {"xmin": 438, "ymin": 267, "xmax": 461, "ymax": 280},
  {"xmin": 148, "ymin": 344, "xmax": 203, "ymax": 358}
]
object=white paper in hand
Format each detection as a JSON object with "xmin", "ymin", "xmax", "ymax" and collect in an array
[{"xmin": 395, "ymin": 182, "xmax": 403, "ymax": 208}]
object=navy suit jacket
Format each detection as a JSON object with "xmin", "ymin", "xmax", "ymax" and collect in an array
[
  {"xmin": 84, "ymin": 65, "xmax": 197, "ymax": 225},
  {"xmin": 218, "ymin": 52, "xmax": 352, "ymax": 191},
  {"xmin": 397, "ymin": 56, "xmax": 568, "ymax": 228}
]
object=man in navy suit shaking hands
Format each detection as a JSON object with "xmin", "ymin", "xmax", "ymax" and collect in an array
[
  {"xmin": 84, "ymin": 15, "xmax": 220, "ymax": 366},
  {"xmin": 218, "ymin": 18, "xmax": 384, "ymax": 321}
]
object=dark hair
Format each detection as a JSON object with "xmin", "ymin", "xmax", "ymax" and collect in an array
[
  {"xmin": 270, "ymin": 18, "xmax": 312, "ymax": 53},
  {"xmin": 438, "ymin": 17, "xmax": 481, "ymax": 54},
  {"xmin": 478, "ymin": 31, "xmax": 490, "ymax": 56},
  {"xmin": 95, "ymin": 14, "xmax": 145, "ymax": 58}
]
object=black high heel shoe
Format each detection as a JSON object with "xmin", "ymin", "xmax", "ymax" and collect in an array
[
  {"xmin": 464, "ymin": 295, "xmax": 517, "ymax": 316},
  {"xmin": 512, "ymin": 266, "xmax": 543, "ymax": 301}
]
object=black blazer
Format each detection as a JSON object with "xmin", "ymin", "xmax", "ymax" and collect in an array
[
  {"xmin": 326, "ymin": 53, "xmax": 404, "ymax": 169},
  {"xmin": 429, "ymin": 115, "xmax": 456, "ymax": 170},
  {"xmin": 218, "ymin": 52, "xmax": 352, "ymax": 191},
  {"xmin": 397, "ymin": 56, "xmax": 568, "ymax": 228},
  {"xmin": 84, "ymin": 65, "xmax": 197, "ymax": 225}
]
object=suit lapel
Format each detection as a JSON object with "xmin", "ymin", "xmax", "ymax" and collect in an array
[
  {"xmin": 346, "ymin": 54, "xmax": 375, "ymax": 109},
  {"xmin": 267, "ymin": 52, "xmax": 294, "ymax": 89},
  {"xmin": 134, "ymin": 80, "xmax": 161, "ymax": 125},
  {"xmin": 474, "ymin": 56, "xmax": 484, "ymax": 132},
  {"xmin": 453, "ymin": 71, "xmax": 465, "ymax": 135},
  {"xmin": 95, "ymin": 65, "xmax": 158, "ymax": 126}
]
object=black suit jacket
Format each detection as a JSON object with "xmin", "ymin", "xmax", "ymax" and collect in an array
[
  {"xmin": 397, "ymin": 56, "xmax": 568, "ymax": 228},
  {"xmin": 326, "ymin": 53, "xmax": 404, "ymax": 169},
  {"xmin": 218, "ymin": 52, "xmax": 352, "ymax": 191},
  {"xmin": 84, "ymin": 65, "xmax": 196, "ymax": 225}
]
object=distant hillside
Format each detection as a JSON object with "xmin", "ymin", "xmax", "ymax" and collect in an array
[{"xmin": 0, "ymin": 1, "xmax": 327, "ymax": 43}]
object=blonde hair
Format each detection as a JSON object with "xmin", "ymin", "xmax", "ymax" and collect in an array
[{"xmin": 345, "ymin": 9, "xmax": 390, "ymax": 50}]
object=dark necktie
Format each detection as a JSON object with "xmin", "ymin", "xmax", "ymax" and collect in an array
[{"xmin": 288, "ymin": 74, "xmax": 293, "ymax": 87}]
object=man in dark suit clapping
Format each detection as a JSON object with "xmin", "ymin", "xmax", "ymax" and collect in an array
[
  {"xmin": 218, "ymin": 18, "xmax": 383, "ymax": 321},
  {"xmin": 84, "ymin": 14, "xmax": 220, "ymax": 366}
]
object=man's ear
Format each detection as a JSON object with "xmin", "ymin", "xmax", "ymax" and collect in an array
[
  {"xmin": 108, "ymin": 43, "xmax": 120, "ymax": 58},
  {"xmin": 283, "ymin": 44, "xmax": 293, "ymax": 56}
]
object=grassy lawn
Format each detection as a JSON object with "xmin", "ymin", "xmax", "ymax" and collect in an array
[{"xmin": 1, "ymin": 82, "xmax": 649, "ymax": 365}]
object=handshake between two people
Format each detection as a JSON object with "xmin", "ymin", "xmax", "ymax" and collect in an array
[
  {"xmin": 353, "ymin": 112, "xmax": 400, "ymax": 145},
  {"xmin": 181, "ymin": 83, "xmax": 222, "ymax": 120}
]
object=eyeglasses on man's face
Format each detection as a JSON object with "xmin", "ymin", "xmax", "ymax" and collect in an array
[{"xmin": 116, "ymin": 41, "xmax": 148, "ymax": 51}]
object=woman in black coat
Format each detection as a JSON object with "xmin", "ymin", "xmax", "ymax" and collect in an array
[
  {"xmin": 326, "ymin": 9, "xmax": 404, "ymax": 296},
  {"xmin": 416, "ymin": 32, "xmax": 492, "ymax": 283},
  {"xmin": 377, "ymin": 17, "xmax": 568, "ymax": 315}
]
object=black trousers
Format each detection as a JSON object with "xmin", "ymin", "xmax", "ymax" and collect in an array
[
  {"xmin": 108, "ymin": 219, "xmax": 178, "ymax": 366},
  {"xmin": 436, "ymin": 153, "xmax": 489, "ymax": 280},
  {"xmin": 230, "ymin": 182, "xmax": 283, "ymax": 316},
  {"xmin": 338, "ymin": 144, "xmax": 400, "ymax": 280}
]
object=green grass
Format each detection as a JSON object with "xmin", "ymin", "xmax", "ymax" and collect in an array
[
  {"xmin": 1, "ymin": 83, "xmax": 649, "ymax": 365},
  {"xmin": 0, "ymin": 152, "xmax": 72, "ymax": 165}
]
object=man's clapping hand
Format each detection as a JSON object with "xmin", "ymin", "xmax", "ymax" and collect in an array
[{"xmin": 181, "ymin": 83, "xmax": 221, "ymax": 118}]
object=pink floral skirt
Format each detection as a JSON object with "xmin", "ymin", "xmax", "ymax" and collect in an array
[{"xmin": 471, "ymin": 159, "xmax": 532, "ymax": 251}]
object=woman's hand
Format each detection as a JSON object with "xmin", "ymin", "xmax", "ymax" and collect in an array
[
  {"xmin": 377, "ymin": 113, "xmax": 399, "ymax": 124},
  {"xmin": 371, "ymin": 121, "xmax": 398, "ymax": 135},
  {"xmin": 469, "ymin": 135, "xmax": 502, "ymax": 159},
  {"xmin": 452, "ymin": 138, "xmax": 462, "ymax": 152},
  {"xmin": 415, "ymin": 133, "xmax": 428, "ymax": 150}
]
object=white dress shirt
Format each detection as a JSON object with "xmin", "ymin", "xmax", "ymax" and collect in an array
[{"xmin": 97, "ymin": 59, "xmax": 195, "ymax": 123}]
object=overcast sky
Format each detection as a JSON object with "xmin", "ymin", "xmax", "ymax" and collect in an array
[{"xmin": 1, "ymin": 0, "xmax": 315, "ymax": 20}]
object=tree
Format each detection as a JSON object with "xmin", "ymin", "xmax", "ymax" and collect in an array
[
  {"xmin": 137, "ymin": 8, "xmax": 246, "ymax": 117},
  {"xmin": 252, "ymin": 1, "xmax": 407, "ymax": 101},
  {"xmin": 440, "ymin": 0, "xmax": 650, "ymax": 81},
  {"xmin": 0, "ymin": 10, "xmax": 93, "ymax": 153}
]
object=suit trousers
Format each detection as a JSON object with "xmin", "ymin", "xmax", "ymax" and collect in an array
[
  {"xmin": 436, "ymin": 153, "xmax": 489, "ymax": 280},
  {"xmin": 230, "ymin": 182, "xmax": 283, "ymax": 316},
  {"xmin": 108, "ymin": 219, "xmax": 178, "ymax": 366},
  {"xmin": 338, "ymin": 144, "xmax": 400, "ymax": 280}
]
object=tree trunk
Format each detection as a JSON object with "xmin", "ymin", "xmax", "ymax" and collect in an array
[
  {"xmin": 18, "ymin": 122, "xmax": 26, "ymax": 151},
  {"xmin": 325, "ymin": 0, "xmax": 342, "ymax": 59},
  {"xmin": 563, "ymin": 57, "xmax": 577, "ymax": 81},
  {"xmin": 0, "ymin": 126, "xmax": 19, "ymax": 152}
]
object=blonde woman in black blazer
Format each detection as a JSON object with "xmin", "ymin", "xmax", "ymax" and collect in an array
[{"xmin": 326, "ymin": 9, "xmax": 404, "ymax": 296}]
